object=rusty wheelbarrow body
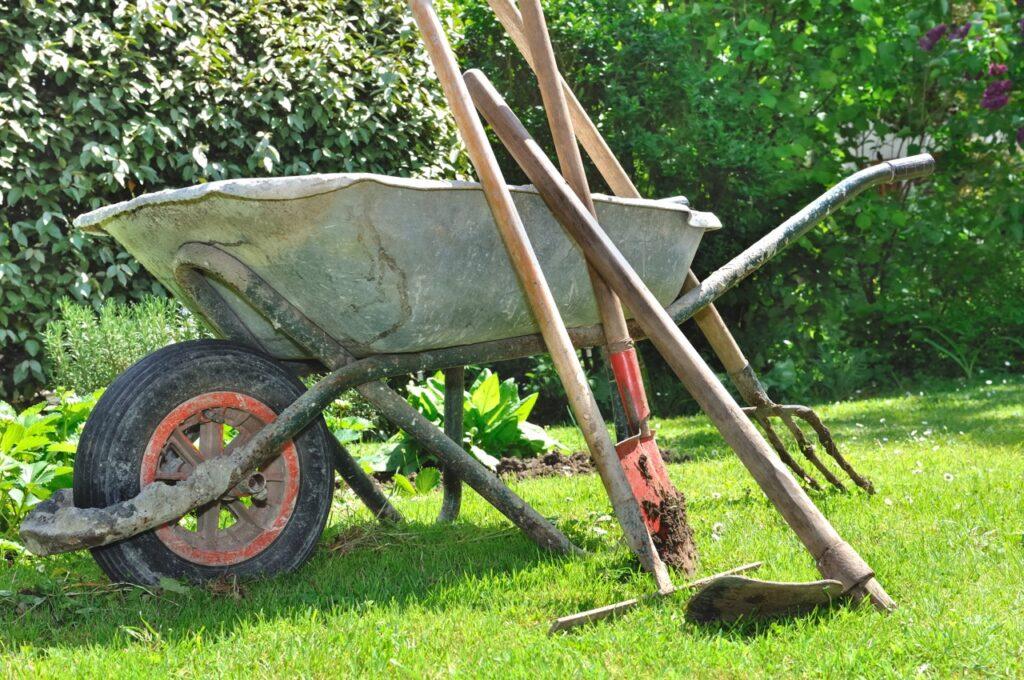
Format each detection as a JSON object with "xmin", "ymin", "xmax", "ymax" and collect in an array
[{"xmin": 20, "ymin": 174, "xmax": 719, "ymax": 581}]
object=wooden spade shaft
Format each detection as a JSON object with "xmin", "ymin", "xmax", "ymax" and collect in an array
[
  {"xmin": 407, "ymin": 0, "xmax": 671, "ymax": 591},
  {"xmin": 464, "ymin": 69, "xmax": 894, "ymax": 610},
  {"xmin": 517, "ymin": 0, "xmax": 630, "ymax": 351},
  {"xmin": 483, "ymin": 0, "xmax": 753, "ymax": 376}
]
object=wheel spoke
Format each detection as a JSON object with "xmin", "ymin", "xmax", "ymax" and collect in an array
[
  {"xmin": 199, "ymin": 421, "xmax": 224, "ymax": 459},
  {"xmin": 261, "ymin": 458, "xmax": 286, "ymax": 483},
  {"xmin": 226, "ymin": 500, "xmax": 270, "ymax": 532},
  {"xmin": 196, "ymin": 503, "xmax": 220, "ymax": 540},
  {"xmin": 153, "ymin": 469, "xmax": 189, "ymax": 482},
  {"xmin": 168, "ymin": 427, "xmax": 204, "ymax": 466},
  {"xmin": 222, "ymin": 429, "xmax": 254, "ymax": 457}
]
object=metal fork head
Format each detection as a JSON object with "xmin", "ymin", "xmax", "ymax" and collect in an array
[{"xmin": 743, "ymin": 403, "xmax": 875, "ymax": 494}]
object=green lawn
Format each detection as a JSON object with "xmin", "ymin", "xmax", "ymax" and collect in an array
[{"xmin": 2, "ymin": 377, "xmax": 1023, "ymax": 678}]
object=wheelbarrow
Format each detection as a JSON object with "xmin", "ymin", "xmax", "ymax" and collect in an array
[{"xmin": 20, "ymin": 153, "xmax": 931, "ymax": 586}]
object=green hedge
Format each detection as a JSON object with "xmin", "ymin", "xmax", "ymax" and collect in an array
[
  {"xmin": 456, "ymin": 0, "xmax": 1024, "ymax": 404},
  {"xmin": 0, "ymin": 0, "xmax": 467, "ymax": 402}
]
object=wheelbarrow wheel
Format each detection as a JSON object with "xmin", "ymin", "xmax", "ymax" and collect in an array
[{"xmin": 73, "ymin": 340, "xmax": 334, "ymax": 585}]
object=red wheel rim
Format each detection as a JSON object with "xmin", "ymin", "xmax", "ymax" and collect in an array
[{"xmin": 140, "ymin": 392, "xmax": 300, "ymax": 566}]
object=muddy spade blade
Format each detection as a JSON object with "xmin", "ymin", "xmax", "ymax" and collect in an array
[
  {"xmin": 685, "ymin": 575, "xmax": 847, "ymax": 623},
  {"xmin": 615, "ymin": 432, "xmax": 696, "ymax": 570}
]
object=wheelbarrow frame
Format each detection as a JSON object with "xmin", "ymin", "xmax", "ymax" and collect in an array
[{"xmin": 19, "ymin": 154, "xmax": 932, "ymax": 558}]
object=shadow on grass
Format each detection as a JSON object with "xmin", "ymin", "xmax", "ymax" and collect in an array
[{"xmin": 0, "ymin": 519, "xmax": 577, "ymax": 651}]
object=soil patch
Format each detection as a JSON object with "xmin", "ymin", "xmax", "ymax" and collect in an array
[{"xmin": 496, "ymin": 451, "xmax": 594, "ymax": 480}]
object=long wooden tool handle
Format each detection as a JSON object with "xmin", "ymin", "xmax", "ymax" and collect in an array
[
  {"xmin": 519, "ymin": 0, "xmax": 631, "ymax": 350},
  {"xmin": 485, "ymin": 0, "xmax": 752, "ymax": 375},
  {"xmin": 465, "ymin": 70, "xmax": 894, "ymax": 611},
  {"xmin": 407, "ymin": 0, "xmax": 670, "ymax": 591}
]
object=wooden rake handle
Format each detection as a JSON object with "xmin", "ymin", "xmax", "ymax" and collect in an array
[{"xmin": 484, "ymin": 0, "xmax": 752, "ymax": 374}]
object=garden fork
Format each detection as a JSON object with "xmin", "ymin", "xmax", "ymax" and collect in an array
[{"xmin": 483, "ymin": 0, "xmax": 874, "ymax": 494}]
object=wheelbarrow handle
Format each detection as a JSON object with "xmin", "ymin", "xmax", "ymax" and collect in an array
[
  {"xmin": 665, "ymin": 153, "xmax": 936, "ymax": 325},
  {"xmin": 887, "ymin": 153, "xmax": 936, "ymax": 181}
]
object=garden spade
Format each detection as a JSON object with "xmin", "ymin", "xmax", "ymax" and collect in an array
[
  {"xmin": 518, "ymin": 0, "xmax": 696, "ymax": 572},
  {"xmin": 407, "ymin": 0, "xmax": 672, "ymax": 592}
]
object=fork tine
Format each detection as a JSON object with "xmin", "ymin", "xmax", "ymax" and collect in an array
[
  {"xmin": 751, "ymin": 411, "xmax": 822, "ymax": 490},
  {"xmin": 789, "ymin": 406, "xmax": 875, "ymax": 494},
  {"xmin": 779, "ymin": 410, "xmax": 847, "ymax": 491}
]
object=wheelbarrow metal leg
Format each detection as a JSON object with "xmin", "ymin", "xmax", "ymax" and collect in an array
[
  {"xmin": 329, "ymin": 436, "xmax": 404, "ymax": 523},
  {"xmin": 465, "ymin": 71, "xmax": 894, "ymax": 610},
  {"xmin": 438, "ymin": 365, "xmax": 465, "ymax": 524}
]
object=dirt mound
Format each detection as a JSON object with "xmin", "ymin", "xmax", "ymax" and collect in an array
[{"xmin": 496, "ymin": 451, "xmax": 595, "ymax": 480}]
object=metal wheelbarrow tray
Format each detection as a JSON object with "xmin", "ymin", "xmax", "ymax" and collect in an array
[
  {"xmin": 20, "ymin": 157, "xmax": 931, "ymax": 586},
  {"xmin": 76, "ymin": 173, "xmax": 720, "ymax": 362}
]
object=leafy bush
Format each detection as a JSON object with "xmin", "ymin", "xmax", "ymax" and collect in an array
[
  {"xmin": 363, "ymin": 369, "xmax": 563, "ymax": 474},
  {"xmin": 43, "ymin": 296, "xmax": 209, "ymax": 394},
  {"xmin": 0, "ymin": 391, "xmax": 100, "ymax": 534},
  {"xmin": 1, "ymin": 0, "xmax": 468, "ymax": 403},
  {"xmin": 455, "ymin": 0, "xmax": 1024, "ymax": 404}
]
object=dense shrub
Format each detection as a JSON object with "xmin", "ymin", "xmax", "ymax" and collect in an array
[
  {"xmin": 0, "ymin": 0, "xmax": 468, "ymax": 403},
  {"xmin": 0, "ymin": 390, "xmax": 99, "ymax": 535},
  {"xmin": 43, "ymin": 296, "xmax": 208, "ymax": 393},
  {"xmin": 455, "ymin": 0, "xmax": 1024, "ymax": 406}
]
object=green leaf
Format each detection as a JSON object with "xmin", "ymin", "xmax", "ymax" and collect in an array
[
  {"xmin": 513, "ymin": 392, "xmax": 538, "ymax": 423},
  {"xmin": 414, "ymin": 467, "xmax": 440, "ymax": 494},
  {"xmin": 469, "ymin": 372, "xmax": 500, "ymax": 415},
  {"xmin": 392, "ymin": 473, "xmax": 417, "ymax": 496}
]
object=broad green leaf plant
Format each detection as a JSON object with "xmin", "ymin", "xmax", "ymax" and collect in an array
[
  {"xmin": 0, "ymin": 0, "xmax": 468, "ymax": 403},
  {"xmin": 364, "ymin": 370, "xmax": 563, "ymax": 479},
  {"xmin": 0, "ymin": 391, "xmax": 100, "ymax": 534}
]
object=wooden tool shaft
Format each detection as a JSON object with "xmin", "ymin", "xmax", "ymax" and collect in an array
[
  {"xmin": 518, "ymin": 0, "xmax": 630, "ymax": 349},
  {"xmin": 465, "ymin": 70, "xmax": 892, "ymax": 610},
  {"xmin": 484, "ymin": 0, "xmax": 751, "ymax": 372},
  {"xmin": 408, "ymin": 0, "xmax": 669, "ymax": 590}
]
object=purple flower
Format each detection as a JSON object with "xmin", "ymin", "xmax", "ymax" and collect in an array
[
  {"xmin": 1017, "ymin": 127, "xmax": 1024, "ymax": 147},
  {"xmin": 950, "ymin": 23, "xmax": 971, "ymax": 40},
  {"xmin": 918, "ymin": 23, "xmax": 948, "ymax": 51},
  {"xmin": 990, "ymin": 63, "xmax": 1009, "ymax": 76},
  {"xmin": 981, "ymin": 80, "xmax": 1013, "ymax": 110},
  {"xmin": 982, "ymin": 94, "xmax": 1010, "ymax": 110}
]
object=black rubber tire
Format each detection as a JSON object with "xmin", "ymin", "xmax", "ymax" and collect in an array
[{"xmin": 73, "ymin": 339, "xmax": 333, "ymax": 585}]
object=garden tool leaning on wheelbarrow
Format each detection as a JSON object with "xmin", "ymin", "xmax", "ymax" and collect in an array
[
  {"xmin": 482, "ymin": 0, "xmax": 873, "ymax": 495},
  {"xmin": 19, "ymin": 0, "xmax": 933, "ymax": 627},
  {"xmin": 463, "ymin": 67, "xmax": 934, "ymax": 628},
  {"xmin": 515, "ymin": 0, "xmax": 697, "ymax": 571}
]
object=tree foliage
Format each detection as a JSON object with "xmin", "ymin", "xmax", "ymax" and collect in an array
[
  {"xmin": 455, "ymin": 0, "xmax": 1023, "ymax": 403},
  {"xmin": 0, "ymin": 0, "xmax": 467, "ymax": 401}
]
